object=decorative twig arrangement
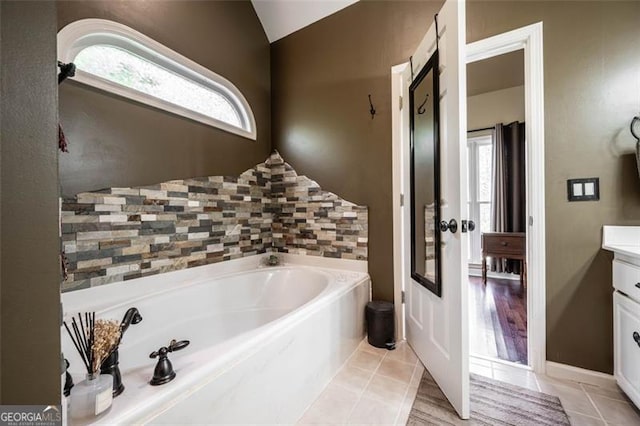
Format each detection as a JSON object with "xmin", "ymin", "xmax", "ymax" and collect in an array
[
  {"xmin": 92, "ymin": 320, "xmax": 121, "ymax": 372},
  {"xmin": 64, "ymin": 313, "xmax": 121, "ymax": 376}
]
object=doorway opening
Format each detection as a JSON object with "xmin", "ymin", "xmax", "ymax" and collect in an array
[
  {"xmin": 466, "ymin": 50, "xmax": 528, "ymax": 368},
  {"xmin": 466, "ymin": 23, "xmax": 546, "ymax": 375}
]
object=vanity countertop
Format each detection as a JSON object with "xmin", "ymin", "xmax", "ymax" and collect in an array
[{"xmin": 602, "ymin": 226, "xmax": 640, "ymax": 260}]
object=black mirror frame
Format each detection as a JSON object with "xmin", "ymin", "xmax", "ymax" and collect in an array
[{"xmin": 409, "ymin": 49, "xmax": 441, "ymax": 297}]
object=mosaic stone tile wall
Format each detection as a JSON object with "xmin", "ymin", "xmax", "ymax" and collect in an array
[
  {"xmin": 61, "ymin": 152, "xmax": 368, "ymax": 292},
  {"xmin": 61, "ymin": 164, "xmax": 272, "ymax": 292},
  {"xmin": 269, "ymin": 154, "xmax": 368, "ymax": 260}
]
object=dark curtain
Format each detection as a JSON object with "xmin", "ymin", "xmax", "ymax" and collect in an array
[{"xmin": 490, "ymin": 121, "xmax": 526, "ymax": 273}]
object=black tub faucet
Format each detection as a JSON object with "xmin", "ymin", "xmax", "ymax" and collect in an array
[{"xmin": 100, "ymin": 307, "xmax": 143, "ymax": 397}]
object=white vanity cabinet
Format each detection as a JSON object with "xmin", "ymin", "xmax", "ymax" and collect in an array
[
  {"xmin": 614, "ymin": 292, "xmax": 640, "ymax": 405},
  {"xmin": 603, "ymin": 226, "xmax": 640, "ymax": 409}
]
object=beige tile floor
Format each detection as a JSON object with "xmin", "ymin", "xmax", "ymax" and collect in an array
[
  {"xmin": 297, "ymin": 339, "xmax": 640, "ymax": 425},
  {"xmin": 297, "ymin": 339, "xmax": 423, "ymax": 425}
]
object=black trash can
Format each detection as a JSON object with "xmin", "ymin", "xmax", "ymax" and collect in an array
[{"xmin": 366, "ymin": 301, "xmax": 395, "ymax": 349}]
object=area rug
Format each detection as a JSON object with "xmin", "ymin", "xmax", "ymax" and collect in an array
[{"xmin": 407, "ymin": 371, "xmax": 571, "ymax": 425}]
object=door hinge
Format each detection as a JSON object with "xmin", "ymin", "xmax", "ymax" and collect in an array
[
  {"xmin": 401, "ymin": 290, "xmax": 406, "ymax": 304},
  {"xmin": 400, "ymin": 193, "xmax": 405, "ymax": 206},
  {"xmin": 399, "ymin": 96, "xmax": 403, "ymax": 110},
  {"xmin": 529, "ymin": 216, "xmax": 534, "ymax": 226}
]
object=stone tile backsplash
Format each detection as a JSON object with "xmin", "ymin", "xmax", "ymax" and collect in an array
[
  {"xmin": 61, "ymin": 152, "xmax": 368, "ymax": 292},
  {"xmin": 268, "ymin": 153, "xmax": 367, "ymax": 260}
]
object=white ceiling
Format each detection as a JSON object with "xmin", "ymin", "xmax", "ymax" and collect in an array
[
  {"xmin": 467, "ymin": 50, "xmax": 524, "ymax": 96},
  {"xmin": 251, "ymin": 0, "xmax": 358, "ymax": 43}
]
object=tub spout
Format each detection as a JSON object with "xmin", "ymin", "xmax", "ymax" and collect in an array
[
  {"xmin": 266, "ymin": 254, "xmax": 280, "ymax": 266},
  {"xmin": 120, "ymin": 307, "xmax": 142, "ymax": 334}
]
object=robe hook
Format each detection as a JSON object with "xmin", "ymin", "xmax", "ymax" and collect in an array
[
  {"xmin": 368, "ymin": 94, "xmax": 376, "ymax": 119},
  {"xmin": 417, "ymin": 94, "xmax": 429, "ymax": 115}
]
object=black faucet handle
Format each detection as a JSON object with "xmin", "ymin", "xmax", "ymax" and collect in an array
[
  {"xmin": 149, "ymin": 340, "xmax": 190, "ymax": 359},
  {"xmin": 149, "ymin": 347, "xmax": 167, "ymax": 359},
  {"xmin": 168, "ymin": 339, "xmax": 190, "ymax": 352},
  {"xmin": 148, "ymin": 339, "xmax": 190, "ymax": 386}
]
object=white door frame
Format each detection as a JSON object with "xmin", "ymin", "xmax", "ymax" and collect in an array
[
  {"xmin": 392, "ymin": 61, "xmax": 410, "ymax": 343},
  {"xmin": 392, "ymin": 22, "xmax": 546, "ymax": 374}
]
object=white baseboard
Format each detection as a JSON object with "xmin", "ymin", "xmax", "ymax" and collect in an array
[
  {"xmin": 545, "ymin": 361, "xmax": 616, "ymax": 388},
  {"xmin": 468, "ymin": 264, "xmax": 521, "ymax": 281}
]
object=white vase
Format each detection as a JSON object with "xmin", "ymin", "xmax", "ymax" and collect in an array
[{"xmin": 69, "ymin": 373, "xmax": 113, "ymax": 421}]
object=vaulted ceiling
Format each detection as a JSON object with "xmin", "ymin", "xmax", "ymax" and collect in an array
[
  {"xmin": 251, "ymin": 0, "xmax": 358, "ymax": 43},
  {"xmin": 253, "ymin": 1, "xmax": 524, "ymax": 96}
]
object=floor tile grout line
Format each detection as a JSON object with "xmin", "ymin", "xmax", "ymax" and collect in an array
[
  {"xmin": 583, "ymin": 388, "xmax": 632, "ymax": 404},
  {"xmin": 580, "ymin": 383, "xmax": 608, "ymax": 423},
  {"xmin": 347, "ymin": 342, "xmax": 418, "ymax": 425},
  {"xmin": 392, "ymin": 358, "xmax": 420, "ymax": 425},
  {"xmin": 296, "ymin": 340, "xmax": 369, "ymax": 424},
  {"xmin": 344, "ymin": 345, "xmax": 388, "ymax": 424},
  {"xmin": 369, "ymin": 346, "xmax": 417, "ymax": 368},
  {"xmin": 565, "ymin": 409, "xmax": 605, "ymax": 420}
]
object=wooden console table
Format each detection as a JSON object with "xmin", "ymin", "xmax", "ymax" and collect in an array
[{"xmin": 481, "ymin": 232, "xmax": 526, "ymax": 287}]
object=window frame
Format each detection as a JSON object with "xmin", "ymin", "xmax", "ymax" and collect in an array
[
  {"xmin": 58, "ymin": 19, "xmax": 257, "ymax": 140},
  {"xmin": 467, "ymin": 131, "xmax": 494, "ymax": 264}
]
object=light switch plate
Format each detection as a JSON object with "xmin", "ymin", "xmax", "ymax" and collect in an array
[{"xmin": 567, "ymin": 177, "xmax": 599, "ymax": 201}]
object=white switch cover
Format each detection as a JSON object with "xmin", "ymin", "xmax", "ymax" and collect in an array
[
  {"xmin": 567, "ymin": 177, "xmax": 599, "ymax": 201},
  {"xmin": 584, "ymin": 182, "xmax": 595, "ymax": 196},
  {"xmin": 573, "ymin": 183, "xmax": 583, "ymax": 196}
]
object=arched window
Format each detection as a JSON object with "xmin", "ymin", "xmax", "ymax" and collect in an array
[{"xmin": 58, "ymin": 19, "xmax": 256, "ymax": 140}]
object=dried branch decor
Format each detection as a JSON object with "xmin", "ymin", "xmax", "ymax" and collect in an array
[
  {"xmin": 64, "ymin": 313, "xmax": 122, "ymax": 376},
  {"xmin": 92, "ymin": 320, "xmax": 121, "ymax": 373}
]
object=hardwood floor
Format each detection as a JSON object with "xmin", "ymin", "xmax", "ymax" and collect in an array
[{"xmin": 469, "ymin": 275, "xmax": 528, "ymax": 365}]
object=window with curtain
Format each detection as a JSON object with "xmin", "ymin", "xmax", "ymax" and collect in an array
[{"xmin": 467, "ymin": 134, "xmax": 493, "ymax": 264}]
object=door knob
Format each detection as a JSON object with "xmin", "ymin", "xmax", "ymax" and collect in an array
[
  {"xmin": 462, "ymin": 220, "xmax": 476, "ymax": 233},
  {"xmin": 633, "ymin": 331, "xmax": 640, "ymax": 348},
  {"xmin": 439, "ymin": 219, "xmax": 458, "ymax": 233}
]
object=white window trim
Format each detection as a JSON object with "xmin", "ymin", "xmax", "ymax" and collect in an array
[
  {"xmin": 58, "ymin": 19, "xmax": 257, "ymax": 140},
  {"xmin": 467, "ymin": 132, "xmax": 493, "ymax": 264}
]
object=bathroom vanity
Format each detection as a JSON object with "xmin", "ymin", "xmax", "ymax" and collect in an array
[{"xmin": 602, "ymin": 226, "xmax": 640, "ymax": 409}]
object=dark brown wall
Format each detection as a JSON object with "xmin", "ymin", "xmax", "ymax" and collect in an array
[
  {"xmin": 272, "ymin": 0, "xmax": 444, "ymax": 303},
  {"xmin": 1, "ymin": 0, "xmax": 3, "ymax": 402},
  {"xmin": 1, "ymin": 1, "xmax": 61, "ymax": 403},
  {"xmin": 57, "ymin": 0, "xmax": 270, "ymax": 197},
  {"xmin": 272, "ymin": 0, "xmax": 640, "ymax": 373}
]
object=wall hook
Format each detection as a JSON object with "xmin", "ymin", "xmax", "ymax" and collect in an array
[
  {"xmin": 630, "ymin": 115, "xmax": 640, "ymax": 141},
  {"xmin": 58, "ymin": 61, "xmax": 76, "ymax": 85},
  {"xmin": 368, "ymin": 94, "xmax": 376, "ymax": 119},
  {"xmin": 417, "ymin": 93, "xmax": 429, "ymax": 115},
  {"xmin": 434, "ymin": 13, "xmax": 440, "ymax": 50},
  {"xmin": 409, "ymin": 56, "xmax": 414, "ymax": 80}
]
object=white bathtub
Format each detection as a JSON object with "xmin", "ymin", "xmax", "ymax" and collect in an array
[{"xmin": 62, "ymin": 254, "xmax": 370, "ymax": 425}]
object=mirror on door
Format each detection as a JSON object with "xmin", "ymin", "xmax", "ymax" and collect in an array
[{"xmin": 410, "ymin": 50, "xmax": 441, "ymax": 296}]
